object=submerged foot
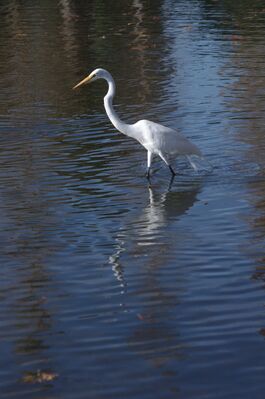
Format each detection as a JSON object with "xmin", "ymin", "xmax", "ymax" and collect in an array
[{"xmin": 145, "ymin": 168, "xmax": 151, "ymax": 180}]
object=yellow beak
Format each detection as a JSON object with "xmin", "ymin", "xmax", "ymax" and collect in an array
[{"xmin": 73, "ymin": 73, "xmax": 93, "ymax": 90}]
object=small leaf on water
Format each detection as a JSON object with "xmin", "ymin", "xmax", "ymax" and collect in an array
[{"xmin": 22, "ymin": 370, "xmax": 58, "ymax": 384}]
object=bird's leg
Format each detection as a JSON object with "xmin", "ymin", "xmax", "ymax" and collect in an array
[
  {"xmin": 159, "ymin": 153, "xmax": 176, "ymax": 177},
  {"xmin": 168, "ymin": 173, "xmax": 176, "ymax": 191},
  {"xmin": 146, "ymin": 168, "xmax": 151, "ymax": 180},
  {"xmin": 146, "ymin": 151, "xmax": 153, "ymax": 179},
  {"xmin": 168, "ymin": 165, "xmax": 176, "ymax": 176}
]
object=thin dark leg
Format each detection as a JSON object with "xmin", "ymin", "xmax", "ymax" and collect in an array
[
  {"xmin": 168, "ymin": 173, "xmax": 175, "ymax": 191},
  {"xmin": 146, "ymin": 167, "xmax": 151, "ymax": 180},
  {"xmin": 168, "ymin": 165, "xmax": 176, "ymax": 176}
]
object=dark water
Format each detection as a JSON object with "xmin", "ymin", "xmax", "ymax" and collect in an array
[{"xmin": 1, "ymin": 0, "xmax": 265, "ymax": 398}]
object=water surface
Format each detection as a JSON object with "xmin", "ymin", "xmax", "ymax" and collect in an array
[{"xmin": 1, "ymin": 1, "xmax": 265, "ymax": 398}]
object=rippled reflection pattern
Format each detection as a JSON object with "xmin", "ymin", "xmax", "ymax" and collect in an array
[{"xmin": 0, "ymin": 1, "xmax": 265, "ymax": 398}]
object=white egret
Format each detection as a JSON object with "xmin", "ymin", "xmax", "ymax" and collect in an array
[{"xmin": 73, "ymin": 68, "xmax": 202, "ymax": 178}]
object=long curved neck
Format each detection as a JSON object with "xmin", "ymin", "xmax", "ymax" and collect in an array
[{"xmin": 103, "ymin": 76, "xmax": 134, "ymax": 137}]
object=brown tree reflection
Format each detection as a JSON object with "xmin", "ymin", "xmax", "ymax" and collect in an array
[{"xmin": 224, "ymin": 46, "xmax": 265, "ymax": 277}]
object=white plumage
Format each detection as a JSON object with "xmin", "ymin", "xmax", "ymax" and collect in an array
[{"xmin": 73, "ymin": 68, "xmax": 202, "ymax": 178}]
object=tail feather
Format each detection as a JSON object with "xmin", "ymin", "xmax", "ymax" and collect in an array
[
  {"xmin": 186, "ymin": 155, "xmax": 213, "ymax": 172},
  {"xmin": 186, "ymin": 155, "xmax": 199, "ymax": 172}
]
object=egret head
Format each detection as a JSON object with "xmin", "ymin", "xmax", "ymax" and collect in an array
[{"xmin": 73, "ymin": 68, "xmax": 111, "ymax": 89}]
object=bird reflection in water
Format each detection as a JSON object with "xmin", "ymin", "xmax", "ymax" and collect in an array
[
  {"xmin": 109, "ymin": 235, "xmax": 127, "ymax": 293},
  {"xmin": 109, "ymin": 179, "xmax": 200, "ymax": 288},
  {"xmin": 109, "ymin": 180, "xmax": 200, "ymax": 377}
]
